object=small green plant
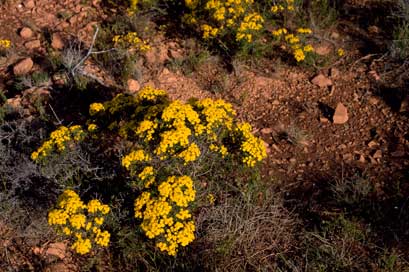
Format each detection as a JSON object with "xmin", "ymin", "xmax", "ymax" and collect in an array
[
  {"xmin": 391, "ymin": 21, "xmax": 409, "ymax": 59},
  {"xmin": 307, "ymin": 0, "xmax": 338, "ymax": 29}
]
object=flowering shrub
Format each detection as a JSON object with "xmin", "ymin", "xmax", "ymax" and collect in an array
[
  {"xmin": 88, "ymin": 86, "xmax": 266, "ymax": 255},
  {"xmin": 183, "ymin": 0, "xmax": 264, "ymax": 44},
  {"xmin": 31, "ymin": 125, "xmax": 85, "ymax": 162},
  {"xmin": 32, "ymin": 86, "xmax": 266, "ymax": 256},
  {"xmin": 112, "ymin": 32, "xmax": 151, "ymax": 52},
  {"xmin": 48, "ymin": 190, "xmax": 110, "ymax": 254},
  {"xmin": 270, "ymin": 2, "xmax": 316, "ymax": 62}
]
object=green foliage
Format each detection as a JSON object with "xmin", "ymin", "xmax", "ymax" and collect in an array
[{"xmin": 391, "ymin": 21, "xmax": 409, "ymax": 59}]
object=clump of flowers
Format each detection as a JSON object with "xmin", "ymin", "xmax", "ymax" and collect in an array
[
  {"xmin": 184, "ymin": 0, "xmax": 264, "ymax": 44},
  {"xmin": 271, "ymin": 0, "xmax": 295, "ymax": 13},
  {"xmin": 86, "ymin": 86, "xmax": 267, "ymax": 255},
  {"xmin": 31, "ymin": 125, "xmax": 85, "ymax": 161},
  {"xmin": 34, "ymin": 85, "xmax": 266, "ymax": 257},
  {"xmin": 48, "ymin": 190, "xmax": 110, "ymax": 255},
  {"xmin": 112, "ymin": 32, "xmax": 151, "ymax": 52},
  {"xmin": 270, "ymin": 3, "xmax": 315, "ymax": 63},
  {"xmin": 135, "ymin": 175, "xmax": 196, "ymax": 256},
  {"xmin": 0, "ymin": 39, "xmax": 11, "ymax": 49}
]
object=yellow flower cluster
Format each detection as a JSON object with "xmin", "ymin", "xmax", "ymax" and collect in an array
[
  {"xmin": 135, "ymin": 176, "xmax": 196, "ymax": 255},
  {"xmin": 162, "ymin": 100, "xmax": 201, "ymax": 128},
  {"xmin": 194, "ymin": 98, "xmax": 236, "ymax": 139},
  {"xmin": 185, "ymin": 0, "xmax": 263, "ymax": 44},
  {"xmin": 177, "ymin": 143, "xmax": 201, "ymax": 164},
  {"xmin": 271, "ymin": 0, "xmax": 294, "ymax": 12},
  {"xmin": 209, "ymin": 143, "xmax": 228, "ymax": 157},
  {"xmin": 135, "ymin": 120, "xmax": 157, "ymax": 142},
  {"xmin": 155, "ymin": 125, "xmax": 192, "ymax": 158},
  {"xmin": 85, "ymin": 87, "xmax": 267, "ymax": 255},
  {"xmin": 88, "ymin": 123, "xmax": 98, "ymax": 132},
  {"xmin": 121, "ymin": 149, "xmax": 151, "ymax": 170},
  {"xmin": 89, "ymin": 103, "xmax": 105, "ymax": 116},
  {"xmin": 0, "ymin": 39, "xmax": 11, "ymax": 49},
  {"xmin": 48, "ymin": 190, "xmax": 110, "ymax": 255},
  {"xmin": 112, "ymin": 32, "xmax": 151, "ymax": 52},
  {"xmin": 235, "ymin": 122, "xmax": 267, "ymax": 167},
  {"xmin": 129, "ymin": 0, "xmax": 138, "ymax": 11},
  {"xmin": 271, "ymin": 27, "xmax": 287, "ymax": 36},
  {"xmin": 337, "ymin": 48, "xmax": 345, "ymax": 57},
  {"xmin": 297, "ymin": 28, "xmax": 313, "ymax": 34},
  {"xmin": 31, "ymin": 125, "xmax": 85, "ymax": 161},
  {"xmin": 135, "ymin": 86, "xmax": 167, "ymax": 103},
  {"xmin": 236, "ymin": 12, "xmax": 264, "ymax": 42},
  {"xmin": 272, "ymin": 26, "xmax": 314, "ymax": 62},
  {"xmin": 138, "ymin": 166, "xmax": 155, "ymax": 188},
  {"xmin": 269, "ymin": 1, "xmax": 315, "ymax": 62},
  {"xmin": 153, "ymin": 100, "xmax": 203, "ymax": 159}
]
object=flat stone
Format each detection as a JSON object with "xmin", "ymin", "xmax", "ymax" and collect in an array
[
  {"xmin": 51, "ymin": 33, "xmax": 64, "ymax": 50},
  {"xmin": 13, "ymin": 58, "xmax": 33, "ymax": 75},
  {"xmin": 24, "ymin": 39, "xmax": 41, "ymax": 49},
  {"xmin": 367, "ymin": 140, "xmax": 378, "ymax": 148},
  {"xmin": 127, "ymin": 79, "xmax": 141, "ymax": 93},
  {"xmin": 320, "ymin": 117, "xmax": 329, "ymax": 123},
  {"xmin": 333, "ymin": 103, "xmax": 348, "ymax": 124},
  {"xmin": 373, "ymin": 150, "xmax": 382, "ymax": 159},
  {"xmin": 314, "ymin": 42, "xmax": 332, "ymax": 55},
  {"xmin": 311, "ymin": 74, "xmax": 332, "ymax": 88},
  {"xmin": 261, "ymin": 128, "xmax": 273, "ymax": 134},
  {"xmin": 20, "ymin": 27, "xmax": 33, "ymax": 39},
  {"xmin": 24, "ymin": 0, "xmax": 35, "ymax": 8}
]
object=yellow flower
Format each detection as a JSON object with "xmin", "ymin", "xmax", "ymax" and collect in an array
[
  {"xmin": 69, "ymin": 214, "xmax": 86, "ymax": 229},
  {"xmin": 297, "ymin": 28, "xmax": 312, "ymax": 34},
  {"xmin": 31, "ymin": 126, "xmax": 85, "ymax": 161},
  {"xmin": 89, "ymin": 103, "xmax": 105, "ymax": 116},
  {"xmin": 48, "ymin": 190, "xmax": 110, "ymax": 255},
  {"xmin": 121, "ymin": 149, "xmax": 151, "ymax": 170},
  {"xmin": 337, "ymin": 48, "xmax": 345, "ymax": 57},
  {"xmin": 71, "ymin": 237, "xmax": 92, "ymax": 255},
  {"xmin": 178, "ymin": 143, "xmax": 201, "ymax": 164},
  {"xmin": 135, "ymin": 86, "xmax": 167, "ymax": 103},
  {"xmin": 87, "ymin": 124, "xmax": 97, "ymax": 132},
  {"xmin": 207, "ymin": 193, "xmax": 216, "ymax": 204},
  {"xmin": 94, "ymin": 217, "xmax": 104, "ymax": 225},
  {"xmin": 0, "ymin": 39, "xmax": 11, "ymax": 48},
  {"xmin": 303, "ymin": 44, "xmax": 314, "ymax": 52},
  {"xmin": 94, "ymin": 230, "xmax": 110, "ymax": 247},
  {"xmin": 236, "ymin": 122, "xmax": 267, "ymax": 167},
  {"xmin": 293, "ymin": 48, "xmax": 305, "ymax": 62}
]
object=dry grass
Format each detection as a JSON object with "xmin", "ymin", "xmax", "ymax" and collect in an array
[{"xmin": 195, "ymin": 187, "xmax": 297, "ymax": 271}]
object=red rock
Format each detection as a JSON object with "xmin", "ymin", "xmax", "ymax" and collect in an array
[
  {"xmin": 127, "ymin": 79, "xmax": 141, "ymax": 93},
  {"xmin": 24, "ymin": 39, "xmax": 41, "ymax": 49},
  {"xmin": 51, "ymin": 33, "xmax": 64, "ymax": 50},
  {"xmin": 20, "ymin": 27, "xmax": 33, "ymax": 39},
  {"xmin": 311, "ymin": 74, "xmax": 332, "ymax": 88},
  {"xmin": 333, "ymin": 103, "xmax": 348, "ymax": 124},
  {"xmin": 261, "ymin": 128, "xmax": 273, "ymax": 134},
  {"xmin": 24, "ymin": 0, "xmax": 35, "ymax": 8},
  {"xmin": 45, "ymin": 242, "xmax": 66, "ymax": 259},
  {"xmin": 13, "ymin": 58, "xmax": 33, "ymax": 75},
  {"xmin": 314, "ymin": 42, "xmax": 332, "ymax": 55}
]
